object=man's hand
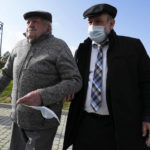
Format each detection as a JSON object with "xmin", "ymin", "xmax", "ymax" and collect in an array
[
  {"xmin": 16, "ymin": 90, "xmax": 42, "ymax": 106},
  {"xmin": 142, "ymin": 122, "xmax": 150, "ymax": 147},
  {"xmin": 62, "ymin": 94, "xmax": 74, "ymax": 103}
]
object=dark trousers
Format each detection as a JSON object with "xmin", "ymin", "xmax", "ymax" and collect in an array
[
  {"xmin": 73, "ymin": 111, "xmax": 116, "ymax": 150},
  {"xmin": 10, "ymin": 122, "xmax": 57, "ymax": 150}
]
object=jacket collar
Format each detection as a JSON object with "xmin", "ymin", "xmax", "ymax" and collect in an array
[{"xmin": 24, "ymin": 31, "xmax": 53, "ymax": 44}]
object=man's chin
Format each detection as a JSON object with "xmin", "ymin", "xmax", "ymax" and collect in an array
[
  {"xmin": 26, "ymin": 34, "xmax": 37, "ymax": 42},
  {"xmin": 27, "ymin": 33, "xmax": 36, "ymax": 38},
  {"xmin": 27, "ymin": 32, "xmax": 36, "ymax": 36}
]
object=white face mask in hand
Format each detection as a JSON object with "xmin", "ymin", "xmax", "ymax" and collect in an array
[{"xmin": 88, "ymin": 25, "xmax": 108, "ymax": 43}]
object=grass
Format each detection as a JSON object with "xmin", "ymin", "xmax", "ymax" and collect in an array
[
  {"xmin": 0, "ymin": 69, "xmax": 12, "ymax": 103},
  {"xmin": 0, "ymin": 80, "xmax": 12, "ymax": 103},
  {"xmin": 0, "ymin": 69, "xmax": 70, "ymax": 110}
]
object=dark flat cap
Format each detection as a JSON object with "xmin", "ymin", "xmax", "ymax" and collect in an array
[
  {"xmin": 24, "ymin": 10, "xmax": 52, "ymax": 22},
  {"xmin": 83, "ymin": 4, "xmax": 117, "ymax": 19}
]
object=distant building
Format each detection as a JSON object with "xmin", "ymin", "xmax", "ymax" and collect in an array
[{"xmin": 0, "ymin": 21, "xmax": 4, "ymax": 57}]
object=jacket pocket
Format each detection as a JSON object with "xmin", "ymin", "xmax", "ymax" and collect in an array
[{"xmin": 16, "ymin": 104, "xmax": 59, "ymax": 130}]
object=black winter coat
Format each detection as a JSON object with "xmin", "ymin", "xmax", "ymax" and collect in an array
[{"xmin": 63, "ymin": 30, "xmax": 150, "ymax": 150}]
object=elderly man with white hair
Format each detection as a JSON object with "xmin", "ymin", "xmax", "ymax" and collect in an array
[{"xmin": 0, "ymin": 10, "xmax": 82, "ymax": 150}]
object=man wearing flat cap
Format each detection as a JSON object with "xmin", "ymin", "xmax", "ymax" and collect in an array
[
  {"xmin": 63, "ymin": 3, "xmax": 150, "ymax": 150},
  {"xmin": 0, "ymin": 10, "xmax": 82, "ymax": 150}
]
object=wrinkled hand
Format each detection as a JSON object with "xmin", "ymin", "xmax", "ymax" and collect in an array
[
  {"xmin": 142, "ymin": 122, "xmax": 150, "ymax": 147},
  {"xmin": 61, "ymin": 94, "xmax": 74, "ymax": 104},
  {"xmin": 16, "ymin": 90, "xmax": 42, "ymax": 106}
]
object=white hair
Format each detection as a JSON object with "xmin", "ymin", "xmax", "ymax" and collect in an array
[{"xmin": 42, "ymin": 19, "xmax": 51, "ymax": 26}]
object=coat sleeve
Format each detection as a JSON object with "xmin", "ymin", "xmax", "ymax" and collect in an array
[
  {"xmin": 138, "ymin": 40, "xmax": 150, "ymax": 117},
  {"xmin": 0, "ymin": 50, "xmax": 14, "ymax": 93},
  {"xmin": 38, "ymin": 43, "xmax": 82, "ymax": 106}
]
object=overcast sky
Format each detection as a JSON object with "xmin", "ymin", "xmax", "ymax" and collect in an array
[{"xmin": 0, "ymin": 0, "xmax": 150, "ymax": 56}]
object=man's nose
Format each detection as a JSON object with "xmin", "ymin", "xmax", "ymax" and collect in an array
[
  {"xmin": 28, "ymin": 21, "xmax": 34, "ymax": 27},
  {"xmin": 91, "ymin": 22, "xmax": 94, "ymax": 25},
  {"xmin": 89, "ymin": 22, "xmax": 94, "ymax": 26}
]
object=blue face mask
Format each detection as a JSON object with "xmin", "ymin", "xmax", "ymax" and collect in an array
[{"xmin": 88, "ymin": 25, "xmax": 107, "ymax": 43}]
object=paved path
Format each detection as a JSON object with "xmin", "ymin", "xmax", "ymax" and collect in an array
[{"xmin": 0, "ymin": 103, "xmax": 72, "ymax": 150}]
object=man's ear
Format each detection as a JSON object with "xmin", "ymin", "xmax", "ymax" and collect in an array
[
  {"xmin": 47, "ymin": 24, "xmax": 51, "ymax": 32},
  {"xmin": 110, "ymin": 19, "xmax": 115, "ymax": 30}
]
